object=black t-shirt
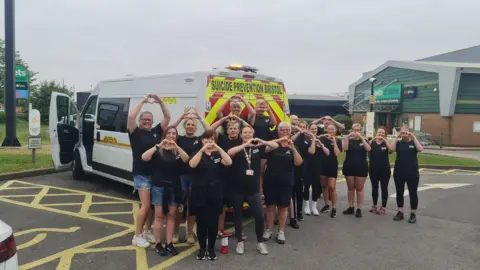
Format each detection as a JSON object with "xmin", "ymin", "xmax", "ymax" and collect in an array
[
  {"xmin": 252, "ymin": 115, "xmax": 273, "ymax": 141},
  {"xmin": 128, "ymin": 124, "xmax": 163, "ymax": 175},
  {"xmin": 191, "ymin": 152, "xmax": 224, "ymax": 188},
  {"xmin": 218, "ymin": 134, "xmax": 242, "ymax": 152},
  {"xmin": 394, "ymin": 140, "xmax": 419, "ymax": 173},
  {"xmin": 230, "ymin": 146, "xmax": 265, "ymax": 195},
  {"xmin": 177, "ymin": 135, "xmax": 201, "ymax": 175},
  {"xmin": 306, "ymin": 141, "xmax": 326, "ymax": 170},
  {"xmin": 264, "ymin": 146, "xmax": 297, "ymax": 186},
  {"xmin": 321, "ymin": 137, "xmax": 342, "ymax": 166},
  {"xmin": 151, "ymin": 149, "xmax": 183, "ymax": 188},
  {"xmin": 294, "ymin": 134, "xmax": 312, "ymax": 158},
  {"xmin": 344, "ymin": 139, "xmax": 367, "ymax": 164},
  {"xmin": 369, "ymin": 141, "xmax": 390, "ymax": 169}
]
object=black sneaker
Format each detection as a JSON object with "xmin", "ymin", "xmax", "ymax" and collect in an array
[
  {"xmin": 355, "ymin": 208, "xmax": 363, "ymax": 218},
  {"xmin": 165, "ymin": 243, "xmax": 179, "ymax": 256},
  {"xmin": 343, "ymin": 207, "xmax": 355, "ymax": 215},
  {"xmin": 155, "ymin": 243, "xmax": 167, "ymax": 256},
  {"xmin": 297, "ymin": 213, "xmax": 304, "ymax": 221},
  {"xmin": 207, "ymin": 249, "xmax": 217, "ymax": 260},
  {"xmin": 408, "ymin": 213, "xmax": 417, "ymax": 224},
  {"xmin": 320, "ymin": 205, "xmax": 330, "ymax": 213},
  {"xmin": 330, "ymin": 208, "xmax": 337, "ymax": 218},
  {"xmin": 289, "ymin": 218, "xmax": 300, "ymax": 229},
  {"xmin": 196, "ymin": 249, "xmax": 207, "ymax": 260},
  {"xmin": 393, "ymin": 211, "xmax": 404, "ymax": 221}
]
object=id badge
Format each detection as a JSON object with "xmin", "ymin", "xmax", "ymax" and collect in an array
[{"xmin": 246, "ymin": 169, "xmax": 254, "ymax": 176}]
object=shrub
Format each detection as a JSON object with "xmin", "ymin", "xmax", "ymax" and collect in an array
[{"xmin": 333, "ymin": 114, "xmax": 352, "ymax": 131}]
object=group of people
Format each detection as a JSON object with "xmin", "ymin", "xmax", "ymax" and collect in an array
[{"xmin": 127, "ymin": 94, "xmax": 424, "ymax": 262}]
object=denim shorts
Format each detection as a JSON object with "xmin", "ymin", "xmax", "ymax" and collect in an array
[
  {"xmin": 180, "ymin": 174, "xmax": 194, "ymax": 192},
  {"xmin": 151, "ymin": 186, "xmax": 178, "ymax": 206},
  {"xmin": 133, "ymin": 175, "xmax": 152, "ymax": 190}
]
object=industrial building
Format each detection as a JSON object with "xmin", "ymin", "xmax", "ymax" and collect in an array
[
  {"xmin": 348, "ymin": 45, "xmax": 480, "ymax": 146},
  {"xmin": 288, "ymin": 94, "xmax": 347, "ymax": 119}
]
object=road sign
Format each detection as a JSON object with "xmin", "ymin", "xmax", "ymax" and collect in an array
[
  {"xmin": 390, "ymin": 183, "xmax": 472, "ymax": 198},
  {"xmin": 15, "ymin": 64, "xmax": 29, "ymax": 99},
  {"xmin": 369, "ymin": 95, "xmax": 376, "ymax": 104},
  {"xmin": 28, "ymin": 137, "xmax": 42, "ymax": 149},
  {"xmin": 29, "ymin": 109, "xmax": 41, "ymax": 136}
]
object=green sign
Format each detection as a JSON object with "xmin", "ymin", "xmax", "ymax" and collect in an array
[
  {"xmin": 374, "ymin": 84, "xmax": 402, "ymax": 104},
  {"xmin": 15, "ymin": 64, "xmax": 29, "ymax": 99}
]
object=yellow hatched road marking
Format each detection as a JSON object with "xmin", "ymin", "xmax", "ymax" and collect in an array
[
  {"xmin": 31, "ymin": 187, "xmax": 50, "ymax": 205},
  {"xmin": 89, "ymin": 211, "xmax": 132, "ymax": 216},
  {"xmin": 79, "ymin": 194, "xmax": 93, "ymax": 215},
  {"xmin": 14, "ymin": 227, "xmax": 81, "ymax": 237},
  {"xmin": 17, "ymin": 234, "xmax": 47, "ymax": 250},
  {"xmin": 442, "ymin": 169, "xmax": 456, "ymax": 174}
]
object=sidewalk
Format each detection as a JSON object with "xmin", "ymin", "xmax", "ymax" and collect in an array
[{"xmin": 423, "ymin": 149, "xmax": 480, "ymax": 161}]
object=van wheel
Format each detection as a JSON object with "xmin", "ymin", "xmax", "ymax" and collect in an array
[{"xmin": 72, "ymin": 150, "xmax": 86, "ymax": 180}]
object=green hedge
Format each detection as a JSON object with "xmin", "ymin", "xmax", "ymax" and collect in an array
[{"xmin": 0, "ymin": 111, "xmax": 29, "ymax": 124}]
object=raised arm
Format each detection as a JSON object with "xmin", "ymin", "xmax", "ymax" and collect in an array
[
  {"xmin": 215, "ymin": 96, "xmax": 232, "ymax": 118},
  {"xmin": 238, "ymin": 95, "xmax": 256, "ymax": 122},
  {"xmin": 289, "ymin": 141, "xmax": 303, "ymax": 166},
  {"xmin": 228, "ymin": 140, "xmax": 250, "ymax": 157},
  {"xmin": 410, "ymin": 132, "xmax": 424, "ymax": 152},
  {"xmin": 142, "ymin": 141, "xmax": 164, "ymax": 161},
  {"xmin": 128, "ymin": 95, "xmax": 149, "ymax": 133},
  {"xmin": 153, "ymin": 95, "xmax": 171, "ymax": 131},
  {"xmin": 214, "ymin": 143, "xmax": 233, "ymax": 166},
  {"xmin": 170, "ymin": 109, "xmax": 189, "ymax": 128},
  {"xmin": 210, "ymin": 115, "xmax": 229, "ymax": 132},
  {"xmin": 193, "ymin": 108, "xmax": 210, "ymax": 131},
  {"xmin": 266, "ymin": 104, "xmax": 277, "ymax": 127}
]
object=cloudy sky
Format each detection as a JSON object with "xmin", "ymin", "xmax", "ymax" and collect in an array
[{"xmin": 1, "ymin": 0, "xmax": 480, "ymax": 95}]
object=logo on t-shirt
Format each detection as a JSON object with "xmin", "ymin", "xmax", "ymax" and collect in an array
[
  {"xmin": 285, "ymin": 150, "xmax": 291, "ymax": 155},
  {"xmin": 304, "ymin": 141, "xmax": 309, "ymax": 145},
  {"xmin": 409, "ymin": 145, "xmax": 415, "ymax": 149},
  {"xmin": 153, "ymin": 133, "xmax": 157, "ymax": 138},
  {"xmin": 214, "ymin": 158, "xmax": 221, "ymax": 163},
  {"xmin": 381, "ymin": 147, "xmax": 387, "ymax": 151},
  {"xmin": 253, "ymin": 148, "xmax": 259, "ymax": 154},
  {"xmin": 193, "ymin": 140, "xmax": 199, "ymax": 145},
  {"xmin": 265, "ymin": 118, "xmax": 270, "ymax": 123},
  {"xmin": 359, "ymin": 143, "xmax": 364, "ymax": 146}
]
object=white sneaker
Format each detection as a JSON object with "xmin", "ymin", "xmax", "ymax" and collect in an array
[
  {"xmin": 262, "ymin": 230, "xmax": 273, "ymax": 241},
  {"xmin": 276, "ymin": 231, "xmax": 286, "ymax": 244},
  {"xmin": 257, "ymin": 242, "xmax": 268, "ymax": 255},
  {"xmin": 143, "ymin": 230, "xmax": 155, "ymax": 244},
  {"xmin": 304, "ymin": 200, "xmax": 311, "ymax": 215},
  {"xmin": 311, "ymin": 201, "xmax": 320, "ymax": 216},
  {"xmin": 132, "ymin": 235, "xmax": 150, "ymax": 248},
  {"xmin": 236, "ymin": 241, "xmax": 244, "ymax": 255}
]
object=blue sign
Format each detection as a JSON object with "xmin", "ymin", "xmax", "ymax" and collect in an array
[
  {"xmin": 403, "ymin": 87, "xmax": 417, "ymax": 99},
  {"xmin": 15, "ymin": 82, "xmax": 28, "ymax": 99}
]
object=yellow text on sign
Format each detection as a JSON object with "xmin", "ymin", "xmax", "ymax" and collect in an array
[
  {"xmin": 161, "ymin": 97, "xmax": 177, "ymax": 104},
  {"xmin": 209, "ymin": 78, "xmax": 283, "ymax": 95}
]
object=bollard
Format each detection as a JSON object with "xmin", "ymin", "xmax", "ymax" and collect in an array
[
  {"xmin": 440, "ymin": 133, "xmax": 444, "ymax": 149},
  {"xmin": 220, "ymin": 236, "xmax": 229, "ymax": 254}
]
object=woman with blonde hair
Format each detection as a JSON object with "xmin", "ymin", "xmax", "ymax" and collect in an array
[
  {"xmin": 391, "ymin": 125, "xmax": 424, "ymax": 224},
  {"xmin": 342, "ymin": 123, "xmax": 371, "ymax": 218},
  {"xmin": 368, "ymin": 126, "xmax": 392, "ymax": 215}
]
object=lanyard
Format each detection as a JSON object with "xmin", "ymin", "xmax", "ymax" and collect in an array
[{"xmin": 243, "ymin": 147, "xmax": 252, "ymax": 170}]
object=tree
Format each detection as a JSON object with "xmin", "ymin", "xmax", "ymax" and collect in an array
[
  {"xmin": 0, "ymin": 38, "xmax": 38, "ymax": 110},
  {"xmin": 31, "ymin": 80, "xmax": 73, "ymax": 124}
]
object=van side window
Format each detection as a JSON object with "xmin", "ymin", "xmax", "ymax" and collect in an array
[
  {"xmin": 83, "ymin": 96, "xmax": 98, "ymax": 123},
  {"xmin": 96, "ymin": 98, "xmax": 130, "ymax": 133}
]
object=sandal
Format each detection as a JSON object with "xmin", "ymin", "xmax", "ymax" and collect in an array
[{"xmin": 376, "ymin": 207, "xmax": 387, "ymax": 215}]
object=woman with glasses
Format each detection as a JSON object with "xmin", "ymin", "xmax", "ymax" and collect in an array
[{"xmin": 128, "ymin": 94, "xmax": 171, "ymax": 248}]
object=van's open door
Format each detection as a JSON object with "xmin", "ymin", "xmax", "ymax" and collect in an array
[{"xmin": 49, "ymin": 92, "xmax": 79, "ymax": 170}]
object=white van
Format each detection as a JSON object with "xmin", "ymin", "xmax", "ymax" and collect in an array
[{"xmin": 49, "ymin": 65, "xmax": 291, "ymax": 185}]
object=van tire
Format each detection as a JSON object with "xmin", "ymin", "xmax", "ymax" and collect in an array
[{"xmin": 72, "ymin": 150, "xmax": 86, "ymax": 180}]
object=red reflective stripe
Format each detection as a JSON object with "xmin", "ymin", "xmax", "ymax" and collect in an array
[
  {"xmin": 225, "ymin": 77, "xmax": 235, "ymax": 81},
  {"xmin": 207, "ymin": 75, "xmax": 213, "ymax": 87}
]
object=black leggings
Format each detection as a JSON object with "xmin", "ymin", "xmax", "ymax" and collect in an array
[
  {"xmin": 370, "ymin": 174, "xmax": 390, "ymax": 207},
  {"xmin": 303, "ymin": 172, "xmax": 321, "ymax": 201},
  {"xmin": 293, "ymin": 166, "xmax": 304, "ymax": 216},
  {"xmin": 233, "ymin": 193, "xmax": 265, "ymax": 243},
  {"xmin": 196, "ymin": 201, "xmax": 221, "ymax": 251},
  {"xmin": 394, "ymin": 175, "xmax": 419, "ymax": 210}
]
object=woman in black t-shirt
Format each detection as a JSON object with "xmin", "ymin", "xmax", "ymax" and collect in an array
[
  {"xmin": 319, "ymin": 124, "xmax": 343, "ymax": 218},
  {"xmin": 368, "ymin": 127, "xmax": 392, "ymax": 215},
  {"xmin": 127, "ymin": 94, "xmax": 171, "ymax": 248},
  {"xmin": 189, "ymin": 130, "xmax": 232, "ymax": 261},
  {"xmin": 342, "ymin": 123, "xmax": 371, "ymax": 218},
  {"xmin": 141, "ymin": 126, "xmax": 189, "ymax": 257},
  {"xmin": 263, "ymin": 122, "xmax": 303, "ymax": 245},
  {"xmin": 227, "ymin": 125, "xmax": 279, "ymax": 255},
  {"xmin": 391, "ymin": 125, "xmax": 424, "ymax": 224},
  {"xmin": 170, "ymin": 108, "xmax": 210, "ymax": 244},
  {"xmin": 303, "ymin": 124, "xmax": 330, "ymax": 216}
]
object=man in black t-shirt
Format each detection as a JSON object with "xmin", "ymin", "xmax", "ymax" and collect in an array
[
  {"xmin": 127, "ymin": 94, "xmax": 171, "ymax": 249},
  {"xmin": 312, "ymin": 115, "xmax": 345, "ymax": 135}
]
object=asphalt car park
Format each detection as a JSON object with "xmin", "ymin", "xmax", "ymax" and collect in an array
[{"xmin": 0, "ymin": 169, "xmax": 479, "ymax": 270}]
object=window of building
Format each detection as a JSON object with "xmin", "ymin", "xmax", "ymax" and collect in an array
[{"xmin": 96, "ymin": 98, "xmax": 130, "ymax": 133}]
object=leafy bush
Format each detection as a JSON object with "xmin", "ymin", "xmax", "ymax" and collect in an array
[
  {"xmin": 0, "ymin": 111, "xmax": 29, "ymax": 124},
  {"xmin": 333, "ymin": 114, "xmax": 352, "ymax": 131}
]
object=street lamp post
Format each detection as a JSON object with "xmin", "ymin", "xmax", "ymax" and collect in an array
[
  {"xmin": 1, "ymin": 0, "xmax": 21, "ymax": 147},
  {"xmin": 369, "ymin": 78, "xmax": 376, "ymax": 112}
]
